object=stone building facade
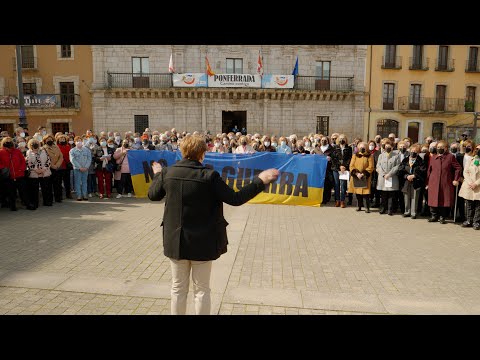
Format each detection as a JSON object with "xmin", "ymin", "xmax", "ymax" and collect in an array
[{"xmin": 91, "ymin": 45, "xmax": 366, "ymax": 138}]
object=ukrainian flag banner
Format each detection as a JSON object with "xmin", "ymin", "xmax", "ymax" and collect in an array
[{"xmin": 127, "ymin": 151, "xmax": 327, "ymax": 206}]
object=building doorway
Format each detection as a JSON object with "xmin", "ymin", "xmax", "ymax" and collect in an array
[
  {"xmin": 222, "ymin": 111, "xmax": 247, "ymax": 134},
  {"xmin": 407, "ymin": 121, "xmax": 420, "ymax": 143}
]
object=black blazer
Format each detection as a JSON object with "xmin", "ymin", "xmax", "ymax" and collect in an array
[
  {"xmin": 397, "ymin": 155, "xmax": 426, "ymax": 190},
  {"xmin": 93, "ymin": 146, "xmax": 116, "ymax": 171},
  {"xmin": 148, "ymin": 159, "xmax": 265, "ymax": 261}
]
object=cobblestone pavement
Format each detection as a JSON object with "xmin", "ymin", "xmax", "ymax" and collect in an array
[{"xmin": 1, "ymin": 197, "xmax": 480, "ymax": 315}]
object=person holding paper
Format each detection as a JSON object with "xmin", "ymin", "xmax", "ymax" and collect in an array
[
  {"xmin": 376, "ymin": 139, "xmax": 401, "ymax": 215},
  {"xmin": 348, "ymin": 142, "xmax": 374, "ymax": 213},
  {"xmin": 331, "ymin": 134, "xmax": 352, "ymax": 208}
]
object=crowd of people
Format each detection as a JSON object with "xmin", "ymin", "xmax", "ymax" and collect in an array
[{"xmin": 0, "ymin": 125, "xmax": 479, "ymax": 229}]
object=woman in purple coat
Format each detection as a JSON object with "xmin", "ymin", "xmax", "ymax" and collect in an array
[{"xmin": 426, "ymin": 140, "xmax": 462, "ymax": 224}]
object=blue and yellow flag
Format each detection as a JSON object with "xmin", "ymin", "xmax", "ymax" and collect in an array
[{"xmin": 127, "ymin": 151, "xmax": 327, "ymax": 206}]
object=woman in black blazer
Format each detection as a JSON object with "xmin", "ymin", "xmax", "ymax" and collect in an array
[{"xmin": 148, "ymin": 135, "xmax": 278, "ymax": 315}]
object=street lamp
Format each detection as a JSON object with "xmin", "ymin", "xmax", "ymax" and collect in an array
[{"xmin": 15, "ymin": 45, "xmax": 28, "ymax": 131}]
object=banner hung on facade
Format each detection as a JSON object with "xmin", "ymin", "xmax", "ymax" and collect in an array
[
  {"xmin": 261, "ymin": 74, "xmax": 295, "ymax": 89},
  {"xmin": 127, "ymin": 151, "xmax": 327, "ymax": 206},
  {"xmin": 172, "ymin": 73, "xmax": 208, "ymax": 87},
  {"xmin": 207, "ymin": 74, "xmax": 261, "ymax": 88},
  {"xmin": 0, "ymin": 95, "xmax": 57, "ymax": 108}
]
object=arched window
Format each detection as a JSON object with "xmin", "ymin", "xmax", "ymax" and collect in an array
[{"xmin": 376, "ymin": 119, "xmax": 399, "ymax": 138}]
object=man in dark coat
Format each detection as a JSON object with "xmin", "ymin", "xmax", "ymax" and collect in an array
[
  {"xmin": 426, "ymin": 141, "xmax": 462, "ymax": 224},
  {"xmin": 450, "ymin": 142, "xmax": 465, "ymax": 222},
  {"xmin": 148, "ymin": 134, "xmax": 278, "ymax": 315}
]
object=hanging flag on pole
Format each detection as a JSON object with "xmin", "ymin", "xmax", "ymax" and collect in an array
[
  {"xmin": 205, "ymin": 56, "xmax": 215, "ymax": 76},
  {"xmin": 292, "ymin": 56, "xmax": 299, "ymax": 76},
  {"xmin": 257, "ymin": 50, "xmax": 264, "ymax": 76},
  {"xmin": 168, "ymin": 53, "xmax": 175, "ymax": 73}
]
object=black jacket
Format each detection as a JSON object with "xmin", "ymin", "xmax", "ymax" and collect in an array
[
  {"xmin": 397, "ymin": 155, "xmax": 426, "ymax": 190},
  {"xmin": 93, "ymin": 146, "xmax": 116, "ymax": 172},
  {"xmin": 148, "ymin": 159, "xmax": 265, "ymax": 261},
  {"xmin": 330, "ymin": 145, "xmax": 352, "ymax": 172}
]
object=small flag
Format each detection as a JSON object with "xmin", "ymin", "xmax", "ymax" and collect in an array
[
  {"xmin": 206, "ymin": 56, "xmax": 215, "ymax": 76},
  {"xmin": 257, "ymin": 51, "xmax": 264, "ymax": 76},
  {"xmin": 168, "ymin": 53, "xmax": 175, "ymax": 73},
  {"xmin": 292, "ymin": 56, "xmax": 299, "ymax": 76}
]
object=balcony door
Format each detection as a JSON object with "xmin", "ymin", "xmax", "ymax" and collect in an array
[
  {"xmin": 60, "ymin": 82, "xmax": 75, "ymax": 108},
  {"xmin": 435, "ymin": 85, "xmax": 446, "ymax": 111},
  {"xmin": 132, "ymin": 57, "xmax": 150, "ymax": 88},
  {"xmin": 315, "ymin": 61, "xmax": 330, "ymax": 90}
]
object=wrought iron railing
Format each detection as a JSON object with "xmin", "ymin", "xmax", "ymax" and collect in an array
[
  {"xmin": 381, "ymin": 56, "xmax": 402, "ymax": 69},
  {"xmin": 107, "ymin": 72, "xmax": 172, "ymax": 89},
  {"xmin": 409, "ymin": 57, "xmax": 429, "ymax": 70},
  {"xmin": 398, "ymin": 96, "xmax": 464, "ymax": 112},
  {"xmin": 294, "ymin": 76, "xmax": 354, "ymax": 91},
  {"xmin": 465, "ymin": 59, "xmax": 480, "ymax": 72},
  {"xmin": 0, "ymin": 94, "xmax": 80, "ymax": 109},
  {"xmin": 435, "ymin": 58, "xmax": 455, "ymax": 72}
]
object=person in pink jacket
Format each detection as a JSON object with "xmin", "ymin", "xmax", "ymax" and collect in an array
[{"xmin": 113, "ymin": 139, "xmax": 133, "ymax": 198}]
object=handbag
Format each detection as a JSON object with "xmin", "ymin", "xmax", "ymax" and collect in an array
[
  {"xmin": 116, "ymin": 152, "xmax": 126, "ymax": 171},
  {"xmin": 0, "ymin": 167, "xmax": 10, "ymax": 180}
]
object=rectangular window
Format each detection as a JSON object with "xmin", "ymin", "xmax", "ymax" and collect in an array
[
  {"xmin": 61, "ymin": 45, "xmax": 72, "ymax": 58},
  {"xmin": 409, "ymin": 84, "xmax": 421, "ymax": 110},
  {"xmin": 468, "ymin": 47, "xmax": 479, "ymax": 71},
  {"xmin": 435, "ymin": 85, "xmax": 446, "ymax": 111},
  {"xmin": 432, "ymin": 122, "xmax": 444, "ymax": 140},
  {"xmin": 51, "ymin": 123, "xmax": 70, "ymax": 134},
  {"xmin": 20, "ymin": 45, "xmax": 35, "ymax": 68},
  {"xmin": 466, "ymin": 86, "xmax": 476, "ymax": 112},
  {"xmin": 316, "ymin": 116, "xmax": 329, "ymax": 135},
  {"xmin": 385, "ymin": 45, "xmax": 397, "ymax": 68},
  {"xmin": 59, "ymin": 82, "xmax": 75, "ymax": 108},
  {"xmin": 23, "ymin": 82, "xmax": 37, "ymax": 95},
  {"xmin": 412, "ymin": 45, "xmax": 423, "ymax": 69},
  {"xmin": 226, "ymin": 58, "xmax": 243, "ymax": 74},
  {"xmin": 438, "ymin": 46, "xmax": 449, "ymax": 70},
  {"xmin": 134, "ymin": 115, "xmax": 149, "ymax": 134},
  {"xmin": 383, "ymin": 83, "xmax": 395, "ymax": 110}
]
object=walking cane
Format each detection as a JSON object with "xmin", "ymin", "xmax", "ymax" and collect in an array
[{"xmin": 454, "ymin": 184, "xmax": 459, "ymax": 223}]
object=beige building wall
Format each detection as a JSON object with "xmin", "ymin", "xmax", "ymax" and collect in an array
[
  {"xmin": 365, "ymin": 45, "xmax": 480, "ymax": 144},
  {"xmin": 0, "ymin": 45, "xmax": 93, "ymax": 136}
]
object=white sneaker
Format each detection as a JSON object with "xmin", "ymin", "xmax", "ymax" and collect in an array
[
  {"xmin": 127, "ymin": 193, "xmax": 132, "ymax": 198},
  {"xmin": 116, "ymin": 194, "xmax": 122, "ymax": 199},
  {"xmin": 88, "ymin": 193, "xmax": 93, "ymax": 198}
]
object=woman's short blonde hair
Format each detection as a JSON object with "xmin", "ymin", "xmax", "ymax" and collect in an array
[{"xmin": 180, "ymin": 134, "xmax": 207, "ymax": 161}]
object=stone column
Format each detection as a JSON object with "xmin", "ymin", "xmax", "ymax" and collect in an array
[{"xmin": 263, "ymin": 98, "xmax": 268, "ymax": 134}]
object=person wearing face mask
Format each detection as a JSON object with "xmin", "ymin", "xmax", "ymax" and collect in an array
[
  {"xmin": 221, "ymin": 137, "xmax": 233, "ymax": 153},
  {"xmin": 16, "ymin": 138, "xmax": 28, "ymax": 156},
  {"xmin": 348, "ymin": 142, "xmax": 374, "ymax": 212},
  {"xmin": 330, "ymin": 133, "xmax": 339, "ymax": 146},
  {"xmin": 418, "ymin": 144, "xmax": 431, "ymax": 217},
  {"xmin": 449, "ymin": 142, "xmax": 466, "ymax": 222},
  {"xmin": 374, "ymin": 135, "xmax": 382, "ymax": 150},
  {"xmin": 402, "ymin": 138, "xmax": 412, "ymax": 149},
  {"xmin": 114, "ymin": 134, "xmax": 122, "ymax": 147},
  {"xmin": 69, "ymin": 136, "xmax": 92, "ymax": 201},
  {"xmin": 289, "ymin": 135, "xmax": 298, "ymax": 154},
  {"xmin": 295, "ymin": 140, "xmax": 310, "ymax": 155},
  {"xmin": 459, "ymin": 131, "xmax": 470, "ymax": 151},
  {"xmin": 270, "ymin": 135, "xmax": 278, "ymax": 150},
  {"xmin": 25, "ymin": 138, "xmax": 54, "ymax": 209},
  {"xmin": 462, "ymin": 140, "xmax": 475, "ymax": 170},
  {"xmin": 0, "ymin": 137, "xmax": 28, "ymax": 211},
  {"xmin": 391, "ymin": 141, "xmax": 409, "ymax": 214},
  {"xmin": 367, "ymin": 140, "xmax": 381, "ymax": 208},
  {"xmin": 302, "ymin": 136, "xmax": 314, "ymax": 153},
  {"xmin": 312, "ymin": 136, "xmax": 333, "ymax": 204},
  {"xmin": 148, "ymin": 134, "xmax": 279, "ymax": 315},
  {"xmin": 57, "ymin": 135, "xmax": 73, "ymax": 199},
  {"xmin": 331, "ymin": 134, "xmax": 352, "ymax": 208},
  {"xmin": 156, "ymin": 135, "xmax": 174, "ymax": 151},
  {"xmin": 425, "ymin": 136, "xmax": 434, "ymax": 147},
  {"xmin": 234, "ymin": 135, "xmax": 255, "ymax": 154},
  {"xmin": 210, "ymin": 137, "xmax": 224, "ymax": 153},
  {"xmin": 86, "ymin": 135, "xmax": 100, "ymax": 198},
  {"xmin": 259, "ymin": 136, "xmax": 276, "ymax": 152},
  {"xmin": 459, "ymin": 143, "xmax": 480, "ymax": 230},
  {"xmin": 426, "ymin": 140, "xmax": 462, "ymax": 224},
  {"xmin": 376, "ymin": 139, "xmax": 401, "ymax": 215},
  {"xmin": 94, "ymin": 137, "xmax": 115, "ymax": 199},
  {"xmin": 397, "ymin": 144, "xmax": 426, "ymax": 219},
  {"xmin": 275, "ymin": 136, "xmax": 292, "ymax": 154},
  {"xmin": 43, "ymin": 135, "xmax": 64, "ymax": 204},
  {"xmin": 140, "ymin": 135, "xmax": 155, "ymax": 150},
  {"xmin": 113, "ymin": 140, "xmax": 134, "ymax": 198}
]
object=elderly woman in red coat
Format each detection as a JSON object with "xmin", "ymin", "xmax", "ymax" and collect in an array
[{"xmin": 426, "ymin": 140, "xmax": 462, "ymax": 224}]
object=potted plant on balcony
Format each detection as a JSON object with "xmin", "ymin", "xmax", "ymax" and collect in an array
[{"xmin": 465, "ymin": 100, "xmax": 475, "ymax": 112}]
